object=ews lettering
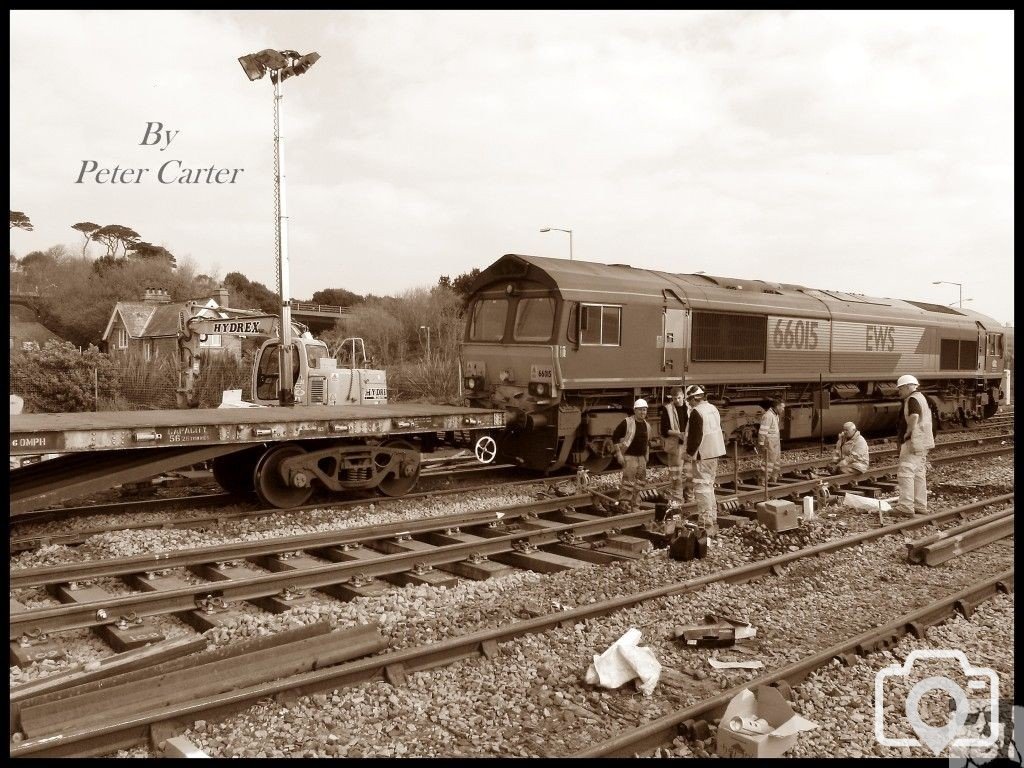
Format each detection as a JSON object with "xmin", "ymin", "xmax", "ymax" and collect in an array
[{"xmin": 865, "ymin": 325, "xmax": 896, "ymax": 352}]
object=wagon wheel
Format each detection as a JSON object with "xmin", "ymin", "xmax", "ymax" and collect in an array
[
  {"xmin": 377, "ymin": 439, "xmax": 421, "ymax": 497},
  {"xmin": 212, "ymin": 446, "xmax": 263, "ymax": 495},
  {"xmin": 253, "ymin": 444, "xmax": 313, "ymax": 509}
]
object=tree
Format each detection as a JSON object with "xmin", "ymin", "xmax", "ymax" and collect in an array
[
  {"xmin": 128, "ymin": 241, "xmax": 177, "ymax": 268},
  {"xmin": 223, "ymin": 272, "xmax": 278, "ymax": 314},
  {"xmin": 91, "ymin": 224, "xmax": 141, "ymax": 261},
  {"xmin": 439, "ymin": 267, "xmax": 481, "ymax": 297},
  {"xmin": 71, "ymin": 222, "xmax": 100, "ymax": 257},
  {"xmin": 10, "ymin": 210, "xmax": 33, "ymax": 231},
  {"xmin": 309, "ymin": 287, "xmax": 363, "ymax": 307}
]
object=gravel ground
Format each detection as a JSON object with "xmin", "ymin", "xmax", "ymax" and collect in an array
[{"xmin": 11, "ymin": 450, "xmax": 1012, "ymax": 757}]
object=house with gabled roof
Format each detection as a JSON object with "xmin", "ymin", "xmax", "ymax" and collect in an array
[{"xmin": 101, "ymin": 287, "xmax": 243, "ymax": 362}]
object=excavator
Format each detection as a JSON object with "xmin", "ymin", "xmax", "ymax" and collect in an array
[{"xmin": 174, "ymin": 300, "xmax": 386, "ymax": 409}]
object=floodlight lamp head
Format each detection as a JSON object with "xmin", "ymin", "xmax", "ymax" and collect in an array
[{"xmin": 279, "ymin": 52, "xmax": 322, "ymax": 82}]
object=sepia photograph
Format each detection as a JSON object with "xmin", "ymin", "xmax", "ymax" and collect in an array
[{"xmin": 9, "ymin": 9, "xmax": 1015, "ymax": 760}]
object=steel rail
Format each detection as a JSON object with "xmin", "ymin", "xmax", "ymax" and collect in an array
[
  {"xmin": 911, "ymin": 514, "xmax": 1014, "ymax": 566},
  {"xmin": 9, "ymin": 522, "xmax": 1014, "ymax": 757},
  {"xmin": 576, "ymin": 568, "xmax": 1014, "ymax": 757}
]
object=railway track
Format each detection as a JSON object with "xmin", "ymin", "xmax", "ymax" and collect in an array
[
  {"xmin": 9, "ymin": 431, "xmax": 1013, "ymax": 552},
  {"xmin": 9, "ymin": 442, "xmax": 1012, "ymax": 644},
  {"xmin": 9, "ymin": 490, "xmax": 1013, "ymax": 757}
]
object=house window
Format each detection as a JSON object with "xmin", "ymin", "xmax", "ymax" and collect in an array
[
  {"xmin": 580, "ymin": 304, "xmax": 622, "ymax": 346},
  {"xmin": 200, "ymin": 334, "xmax": 223, "ymax": 348},
  {"xmin": 116, "ymin": 327, "xmax": 128, "ymax": 349},
  {"xmin": 144, "ymin": 339, "xmax": 153, "ymax": 362}
]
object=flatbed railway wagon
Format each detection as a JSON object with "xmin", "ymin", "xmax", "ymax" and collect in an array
[{"xmin": 9, "ymin": 403, "xmax": 506, "ymax": 515}]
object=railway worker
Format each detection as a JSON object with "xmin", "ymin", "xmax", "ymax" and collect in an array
[
  {"xmin": 831, "ymin": 421, "xmax": 869, "ymax": 474},
  {"xmin": 660, "ymin": 387, "xmax": 693, "ymax": 504},
  {"xmin": 893, "ymin": 374, "xmax": 935, "ymax": 516},
  {"xmin": 613, "ymin": 399, "xmax": 651, "ymax": 512},
  {"xmin": 756, "ymin": 398, "xmax": 785, "ymax": 485},
  {"xmin": 683, "ymin": 385, "xmax": 727, "ymax": 533}
]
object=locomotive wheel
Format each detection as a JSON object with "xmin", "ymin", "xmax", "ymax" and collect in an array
[
  {"xmin": 253, "ymin": 444, "xmax": 313, "ymax": 509},
  {"xmin": 212, "ymin": 446, "xmax": 264, "ymax": 495},
  {"xmin": 377, "ymin": 439, "xmax": 421, "ymax": 497},
  {"xmin": 582, "ymin": 453, "xmax": 614, "ymax": 473}
]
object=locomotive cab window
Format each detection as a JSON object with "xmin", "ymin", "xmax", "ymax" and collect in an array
[
  {"xmin": 469, "ymin": 299, "xmax": 508, "ymax": 342},
  {"xmin": 580, "ymin": 304, "xmax": 621, "ymax": 346},
  {"xmin": 986, "ymin": 333, "xmax": 1003, "ymax": 356},
  {"xmin": 513, "ymin": 297, "xmax": 556, "ymax": 342}
]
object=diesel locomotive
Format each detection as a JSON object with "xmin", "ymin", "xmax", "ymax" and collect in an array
[{"xmin": 459, "ymin": 254, "xmax": 1007, "ymax": 472}]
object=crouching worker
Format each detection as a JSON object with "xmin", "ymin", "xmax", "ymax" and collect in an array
[
  {"xmin": 613, "ymin": 399, "xmax": 650, "ymax": 512},
  {"xmin": 832, "ymin": 421, "xmax": 869, "ymax": 474}
]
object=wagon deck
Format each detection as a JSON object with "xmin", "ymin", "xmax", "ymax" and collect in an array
[{"xmin": 9, "ymin": 403, "xmax": 505, "ymax": 456}]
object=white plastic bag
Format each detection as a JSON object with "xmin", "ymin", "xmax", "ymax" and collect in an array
[{"xmin": 584, "ymin": 627, "xmax": 662, "ymax": 696}]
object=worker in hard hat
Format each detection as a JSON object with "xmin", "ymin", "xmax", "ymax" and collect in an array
[
  {"xmin": 756, "ymin": 398, "xmax": 785, "ymax": 485},
  {"xmin": 612, "ymin": 399, "xmax": 651, "ymax": 512},
  {"xmin": 893, "ymin": 375, "xmax": 934, "ymax": 516},
  {"xmin": 831, "ymin": 421, "xmax": 869, "ymax": 474},
  {"xmin": 660, "ymin": 386, "xmax": 693, "ymax": 504},
  {"xmin": 683, "ymin": 385, "xmax": 726, "ymax": 533}
]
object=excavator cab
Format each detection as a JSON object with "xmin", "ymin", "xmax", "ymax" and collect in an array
[{"xmin": 252, "ymin": 335, "xmax": 387, "ymax": 406}]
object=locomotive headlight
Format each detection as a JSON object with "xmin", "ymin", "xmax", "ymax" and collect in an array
[
  {"xmin": 465, "ymin": 377, "xmax": 476, "ymax": 390},
  {"xmin": 529, "ymin": 382, "xmax": 547, "ymax": 396}
]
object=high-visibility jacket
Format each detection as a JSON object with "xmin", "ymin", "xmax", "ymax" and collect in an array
[
  {"xmin": 835, "ymin": 429, "xmax": 869, "ymax": 471},
  {"xmin": 758, "ymin": 408, "xmax": 781, "ymax": 445},
  {"xmin": 685, "ymin": 400, "xmax": 726, "ymax": 459},
  {"xmin": 903, "ymin": 391, "xmax": 935, "ymax": 452}
]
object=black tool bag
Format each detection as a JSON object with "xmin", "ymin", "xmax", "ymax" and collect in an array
[{"xmin": 668, "ymin": 527, "xmax": 708, "ymax": 561}]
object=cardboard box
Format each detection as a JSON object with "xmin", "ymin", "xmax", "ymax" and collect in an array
[
  {"xmin": 716, "ymin": 685, "xmax": 818, "ymax": 758},
  {"xmin": 755, "ymin": 500, "xmax": 799, "ymax": 532}
]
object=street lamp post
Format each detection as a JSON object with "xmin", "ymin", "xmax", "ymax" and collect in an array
[
  {"xmin": 932, "ymin": 280, "xmax": 963, "ymax": 308},
  {"xmin": 540, "ymin": 227, "xmax": 573, "ymax": 260},
  {"xmin": 419, "ymin": 325, "xmax": 431, "ymax": 360},
  {"xmin": 238, "ymin": 48, "xmax": 321, "ymax": 406}
]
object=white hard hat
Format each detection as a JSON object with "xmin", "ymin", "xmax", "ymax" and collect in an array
[
  {"xmin": 896, "ymin": 375, "xmax": 919, "ymax": 388},
  {"xmin": 633, "ymin": 399, "xmax": 648, "ymax": 409},
  {"xmin": 684, "ymin": 385, "xmax": 704, "ymax": 399}
]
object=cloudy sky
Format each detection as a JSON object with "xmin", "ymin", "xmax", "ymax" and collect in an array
[{"xmin": 9, "ymin": 10, "xmax": 1014, "ymax": 324}]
